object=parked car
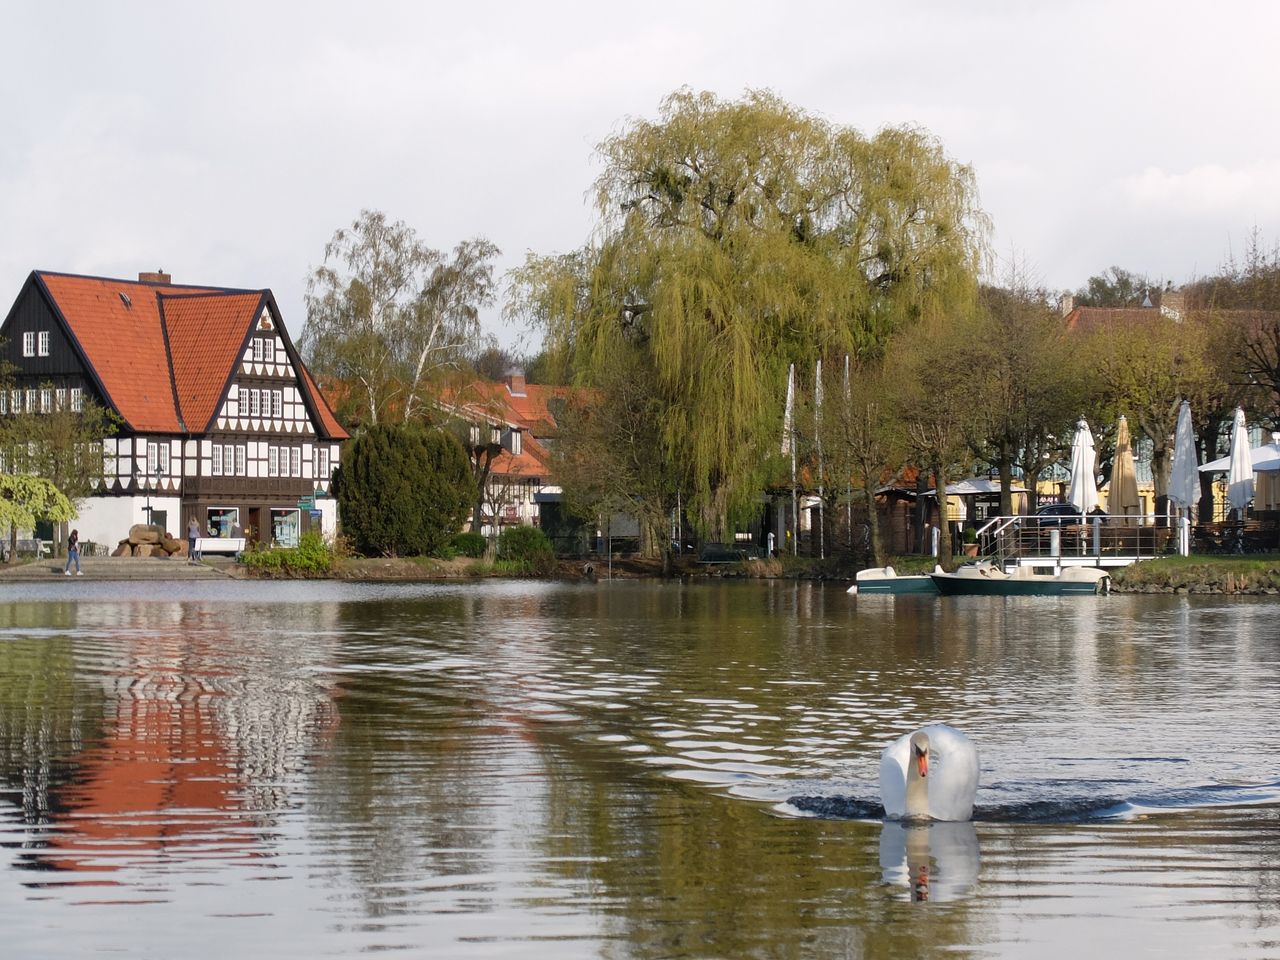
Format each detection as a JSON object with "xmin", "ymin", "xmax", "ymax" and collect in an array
[{"xmin": 1034, "ymin": 502, "xmax": 1084, "ymax": 527}]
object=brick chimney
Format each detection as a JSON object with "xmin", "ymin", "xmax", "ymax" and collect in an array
[
  {"xmin": 1059, "ymin": 293, "xmax": 1074, "ymax": 317},
  {"xmin": 138, "ymin": 269, "xmax": 172, "ymax": 284},
  {"xmin": 506, "ymin": 370, "xmax": 527, "ymax": 396}
]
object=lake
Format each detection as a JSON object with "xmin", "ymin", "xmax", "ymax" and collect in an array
[{"xmin": 1, "ymin": 579, "xmax": 1278, "ymax": 958}]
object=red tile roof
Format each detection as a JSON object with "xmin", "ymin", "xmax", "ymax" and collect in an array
[
  {"xmin": 32, "ymin": 271, "xmax": 347, "ymax": 439},
  {"xmin": 298, "ymin": 363, "xmax": 349, "ymax": 440},
  {"xmin": 1063, "ymin": 306, "xmax": 1157, "ymax": 334},
  {"xmin": 162, "ymin": 291, "xmax": 266, "ymax": 432},
  {"xmin": 441, "ymin": 378, "xmax": 584, "ymax": 481},
  {"xmin": 39, "ymin": 272, "xmax": 220, "ymax": 432}
]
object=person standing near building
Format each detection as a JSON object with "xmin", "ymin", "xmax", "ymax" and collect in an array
[
  {"xmin": 187, "ymin": 516, "xmax": 202, "ymax": 564},
  {"xmin": 64, "ymin": 529, "xmax": 82, "ymax": 576}
]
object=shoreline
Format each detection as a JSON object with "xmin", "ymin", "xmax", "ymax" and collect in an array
[{"xmin": 1, "ymin": 554, "xmax": 1278, "ymax": 595}]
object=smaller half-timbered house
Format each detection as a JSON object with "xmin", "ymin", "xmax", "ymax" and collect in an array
[{"xmin": 0, "ymin": 269, "xmax": 348, "ymax": 550}]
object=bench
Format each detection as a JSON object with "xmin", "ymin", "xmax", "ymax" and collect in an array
[{"xmin": 194, "ymin": 537, "xmax": 246, "ymax": 556}]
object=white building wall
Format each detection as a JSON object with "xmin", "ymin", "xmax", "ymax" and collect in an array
[
  {"xmin": 316, "ymin": 497, "xmax": 339, "ymax": 543},
  {"xmin": 74, "ymin": 495, "xmax": 180, "ymax": 551}
]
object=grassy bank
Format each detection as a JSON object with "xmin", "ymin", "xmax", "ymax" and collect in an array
[{"xmin": 1110, "ymin": 555, "xmax": 1280, "ymax": 594}]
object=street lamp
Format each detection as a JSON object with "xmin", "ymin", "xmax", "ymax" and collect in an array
[{"xmin": 144, "ymin": 463, "xmax": 165, "ymax": 526}]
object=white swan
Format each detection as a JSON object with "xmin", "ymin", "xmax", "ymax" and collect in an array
[{"xmin": 879, "ymin": 724, "xmax": 979, "ymax": 822}]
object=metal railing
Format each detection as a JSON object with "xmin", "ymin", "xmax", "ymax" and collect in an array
[{"xmin": 972, "ymin": 514, "xmax": 1190, "ymax": 570}]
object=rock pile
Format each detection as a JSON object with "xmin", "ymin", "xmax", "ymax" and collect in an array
[{"xmin": 112, "ymin": 524, "xmax": 188, "ymax": 558}]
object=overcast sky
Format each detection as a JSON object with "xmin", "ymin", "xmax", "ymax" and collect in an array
[{"xmin": 3, "ymin": 1, "xmax": 1279, "ymax": 350}]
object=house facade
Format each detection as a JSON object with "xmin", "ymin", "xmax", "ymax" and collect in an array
[
  {"xmin": 439, "ymin": 372, "xmax": 566, "ymax": 534},
  {"xmin": 0, "ymin": 270, "xmax": 348, "ymax": 550}
]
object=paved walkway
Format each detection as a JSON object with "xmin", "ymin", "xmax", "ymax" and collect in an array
[{"xmin": 0, "ymin": 556, "xmax": 240, "ymax": 580}]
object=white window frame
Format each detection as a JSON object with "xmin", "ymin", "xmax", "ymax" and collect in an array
[
  {"xmin": 238, "ymin": 386, "xmax": 248, "ymax": 415},
  {"xmin": 9, "ymin": 390, "xmax": 18, "ymax": 413},
  {"xmin": 22, "ymin": 332, "xmax": 34, "ymax": 357},
  {"xmin": 211, "ymin": 444, "xmax": 223, "ymax": 476},
  {"xmin": 268, "ymin": 445, "xmax": 279, "ymax": 477},
  {"xmin": 252, "ymin": 338, "xmax": 264, "ymax": 362},
  {"xmin": 40, "ymin": 388, "xmax": 52, "ymax": 413},
  {"xmin": 250, "ymin": 389, "xmax": 260, "ymax": 418},
  {"xmin": 25, "ymin": 389, "xmax": 36, "ymax": 413},
  {"xmin": 70, "ymin": 388, "xmax": 83, "ymax": 412},
  {"xmin": 223, "ymin": 445, "xmax": 235, "ymax": 476},
  {"xmin": 55, "ymin": 388, "xmax": 66, "ymax": 411},
  {"xmin": 37, "ymin": 331, "xmax": 50, "ymax": 357},
  {"xmin": 290, "ymin": 446, "xmax": 300, "ymax": 477},
  {"xmin": 272, "ymin": 390, "xmax": 282, "ymax": 419},
  {"xmin": 316, "ymin": 447, "xmax": 329, "ymax": 479},
  {"xmin": 235, "ymin": 445, "xmax": 245, "ymax": 476}
]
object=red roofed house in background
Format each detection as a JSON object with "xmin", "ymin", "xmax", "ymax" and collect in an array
[
  {"xmin": 441, "ymin": 371, "xmax": 586, "ymax": 542},
  {"xmin": 0, "ymin": 270, "xmax": 348, "ymax": 550}
]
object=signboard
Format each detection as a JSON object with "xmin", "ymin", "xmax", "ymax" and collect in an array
[
  {"xmin": 310, "ymin": 510, "xmax": 322, "ymax": 522},
  {"xmin": 298, "ymin": 496, "xmax": 315, "ymax": 510}
]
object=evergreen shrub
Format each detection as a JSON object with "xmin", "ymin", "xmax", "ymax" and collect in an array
[
  {"xmin": 334, "ymin": 424, "xmax": 474, "ymax": 557},
  {"xmin": 450, "ymin": 531, "xmax": 488, "ymax": 558}
]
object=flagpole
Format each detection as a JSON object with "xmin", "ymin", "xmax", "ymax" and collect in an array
[
  {"xmin": 816, "ymin": 358, "xmax": 824, "ymax": 561},
  {"xmin": 783, "ymin": 363, "xmax": 797, "ymax": 556}
]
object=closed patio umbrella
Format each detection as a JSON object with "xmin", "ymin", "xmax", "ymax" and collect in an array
[
  {"xmin": 1067, "ymin": 419, "xmax": 1099, "ymax": 514},
  {"xmin": 1107, "ymin": 416, "xmax": 1141, "ymax": 517},
  {"xmin": 1226, "ymin": 407, "xmax": 1254, "ymax": 516},
  {"xmin": 1168, "ymin": 400, "xmax": 1198, "ymax": 514}
]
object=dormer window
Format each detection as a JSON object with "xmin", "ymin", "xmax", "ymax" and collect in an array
[{"xmin": 510, "ymin": 429, "xmax": 522, "ymax": 456}]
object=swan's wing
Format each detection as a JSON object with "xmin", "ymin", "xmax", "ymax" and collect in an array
[
  {"xmin": 878, "ymin": 733, "xmax": 910, "ymax": 819},
  {"xmin": 921, "ymin": 724, "xmax": 979, "ymax": 821}
]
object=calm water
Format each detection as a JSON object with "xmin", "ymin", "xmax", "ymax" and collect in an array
[{"xmin": 1, "ymin": 579, "xmax": 1278, "ymax": 959}]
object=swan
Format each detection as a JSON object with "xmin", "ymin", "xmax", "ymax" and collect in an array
[{"xmin": 879, "ymin": 724, "xmax": 979, "ymax": 822}]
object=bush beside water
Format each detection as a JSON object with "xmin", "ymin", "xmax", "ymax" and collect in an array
[
  {"xmin": 241, "ymin": 532, "xmax": 336, "ymax": 577},
  {"xmin": 495, "ymin": 526, "xmax": 555, "ymax": 576},
  {"xmin": 449, "ymin": 532, "xmax": 488, "ymax": 558}
]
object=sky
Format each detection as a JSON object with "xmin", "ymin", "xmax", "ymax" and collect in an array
[{"xmin": 3, "ymin": 1, "xmax": 1280, "ymax": 350}]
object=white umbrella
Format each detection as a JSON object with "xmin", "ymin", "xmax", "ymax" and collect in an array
[
  {"xmin": 1067, "ymin": 418, "xmax": 1099, "ymax": 514},
  {"xmin": 1225, "ymin": 407, "xmax": 1254, "ymax": 516},
  {"xmin": 1199, "ymin": 432, "xmax": 1280, "ymax": 472},
  {"xmin": 1168, "ymin": 400, "xmax": 1198, "ymax": 511}
]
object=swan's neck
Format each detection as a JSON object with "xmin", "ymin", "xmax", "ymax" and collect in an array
[{"xmin": 905, "ymin": 757, "xmax": 930, "ymax": 820}]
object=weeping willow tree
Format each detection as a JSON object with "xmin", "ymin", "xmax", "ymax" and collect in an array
[{"xmin": 510, "ymin": 89, "xmax": 986, "ymax": 537}]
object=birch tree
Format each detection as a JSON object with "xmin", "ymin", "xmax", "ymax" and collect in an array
[{"xmin": 302, "ymin": 210, "xmax": 498, "ymax": 426}]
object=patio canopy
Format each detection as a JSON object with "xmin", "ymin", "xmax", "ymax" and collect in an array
[
  {"xmin": 923, "ymin": 478, "xmax": 1030, "ymax": 496},
  {"xmin": 1199, "ymin": 432, "xmax": 1280, "ymax": 473}
]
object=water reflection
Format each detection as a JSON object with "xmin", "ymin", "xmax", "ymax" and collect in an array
[
  {"xmin": 0, "ymin": 583, "xmax": 1279, "ymax": 958},
  {"xmin": 880, "ymin": 821, "xmax": 980, "ymax": 902},
  {"xmin": 0, "ymin": 600, "xmax": 340, "ymax": 885}
]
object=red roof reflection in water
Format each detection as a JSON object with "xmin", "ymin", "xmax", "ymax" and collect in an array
[{"xmin": 31, "ymin": 627, "xmax": 339, "ymax": 881}]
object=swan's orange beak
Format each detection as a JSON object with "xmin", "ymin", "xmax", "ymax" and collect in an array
[{"xmin": 915, "ymin": 747, "xmax": 928, "ymax": 778}]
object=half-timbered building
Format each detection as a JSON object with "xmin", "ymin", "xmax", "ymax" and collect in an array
[{"xmin": 0, "ymin": 269, "xmax": 348, "ymax": 550}]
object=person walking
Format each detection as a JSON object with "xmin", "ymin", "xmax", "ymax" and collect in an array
[
  {"xmin": 64, "ymin": 528, "xmax": 82, "ymax": 576},
  {"xmin": 187, "ymin": 516, "xmax": 202, "ymax": 564}
]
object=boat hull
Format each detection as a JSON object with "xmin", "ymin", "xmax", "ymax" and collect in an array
[
  {"xmin": 929, "ymin": 571, "xmax": 1107, "ymax": 596},
  {"xmin": 851, "ymin": 576, "xmax": 939, "ymax": 595}
]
